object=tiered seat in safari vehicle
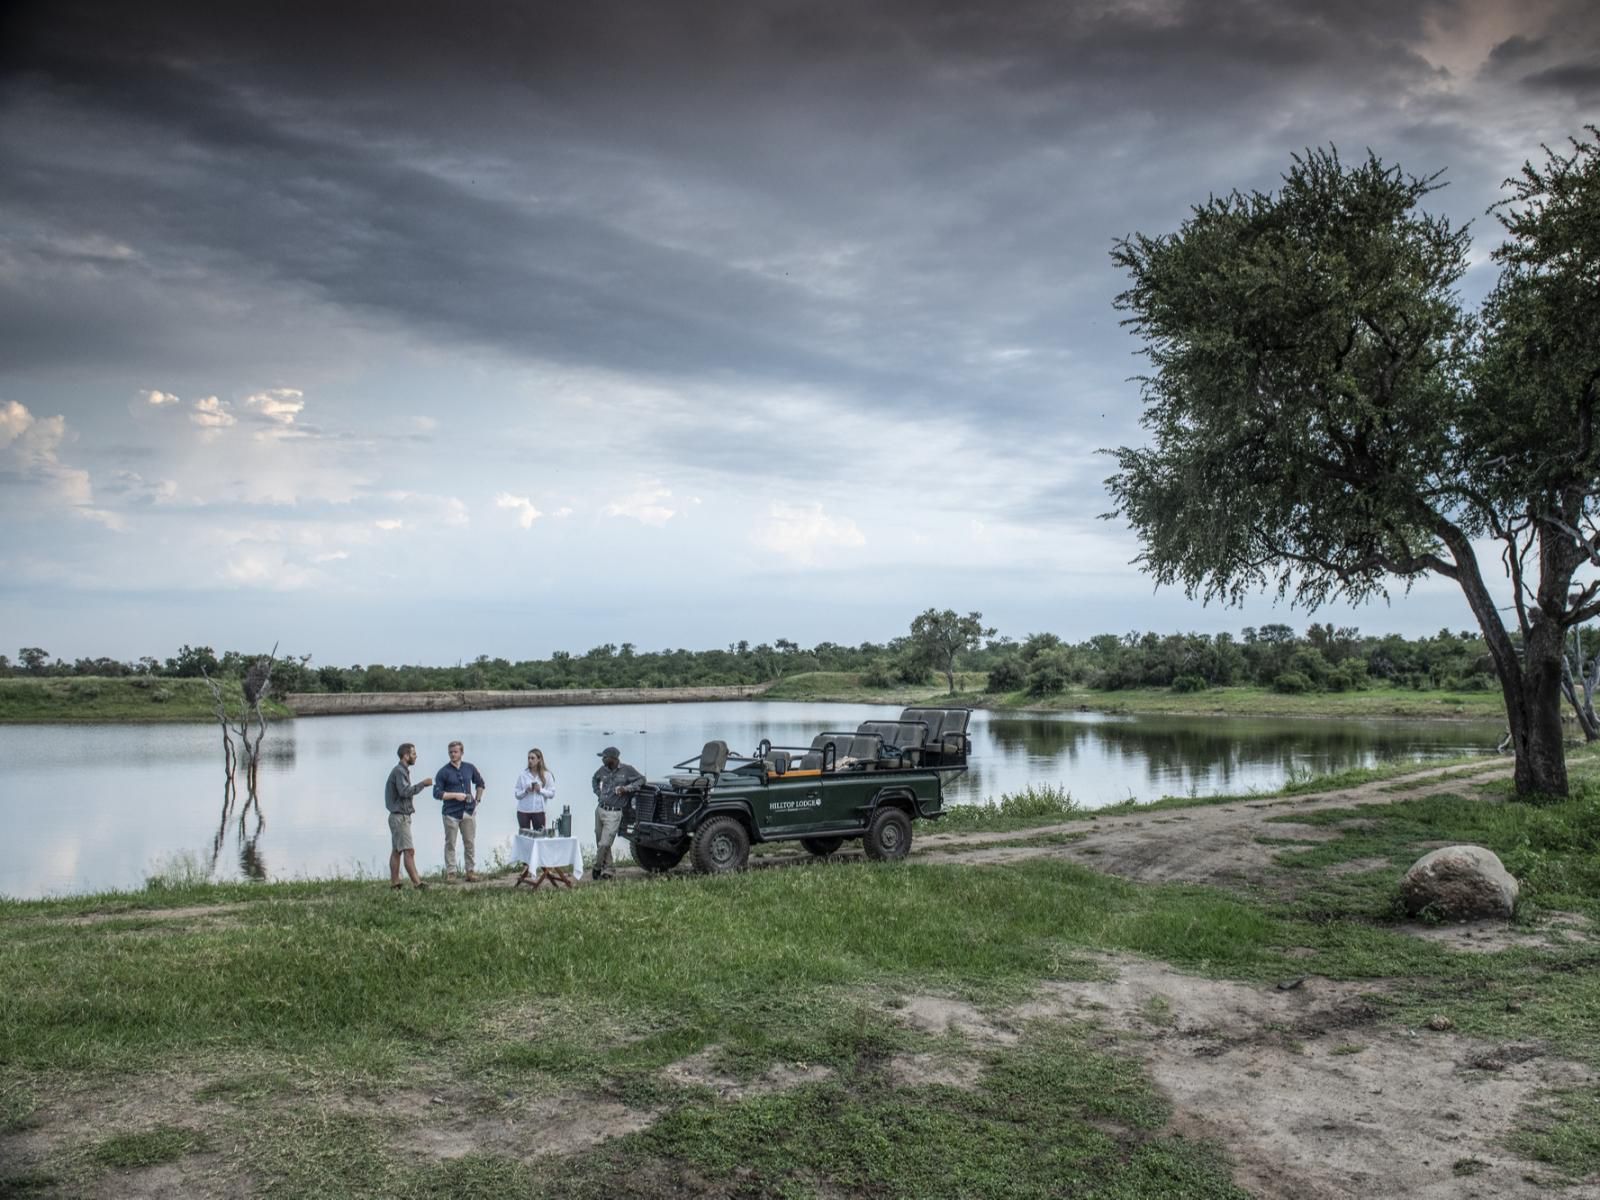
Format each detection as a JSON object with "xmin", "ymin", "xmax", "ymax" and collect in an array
[
  {"xmin": 897, "ymin": 707, "xmax": 971, "ymax": 767},
  {"xmin": 796, "ymin": 731, "xmax": 884, "ymax": 771}
]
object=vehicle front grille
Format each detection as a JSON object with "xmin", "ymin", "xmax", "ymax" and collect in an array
[{"xmin": 632, "ymin": 788, "xmax": 662, "ymax": 825}]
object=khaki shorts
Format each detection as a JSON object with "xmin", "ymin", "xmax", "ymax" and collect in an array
[{"xmin": 388, "ymin": 812, "xmax": 414, "ymax": 852}]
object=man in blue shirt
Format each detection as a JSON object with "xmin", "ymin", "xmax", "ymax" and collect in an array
[{"xmin": 433, "ymin": 739, "xmax": 486, "ymax": 882}]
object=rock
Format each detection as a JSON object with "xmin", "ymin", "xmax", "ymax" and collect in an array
[
  {"xmin": 1426, "ymin": 1014, "xmax": 1455, "ymax": 1031},
  {"xmin": 1399, "ymin": 845, "xmax": 1519, "ymax": 920}
]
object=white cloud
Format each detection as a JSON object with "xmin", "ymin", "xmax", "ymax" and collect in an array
[
  {"xmin": 409, "ymin": 415, "xmax": 439, "ymax": 433},
  {"xmin": 496, "ymin": 492, "xmax": 543, "ymax": 529},
  {"xmin": 375, "ymin": 492, "xmax": 471, "ymax": 531},
  {"xmin": 0, "ymin": 399, "xmax": 122, "ymax": 529},
  {"xmin": 246, "ymin": 387, "xmax": 305, "ymax": 425},
  {"xmin": 138, "ymin": 389, "xmax": 180, "ymax": 408},
  {"xmin": 375, "ymin": 518, "xmax": 405, "ymax": 531},
  {"xmin": 603, "ymin": 482, "xmax": 676, "ymax": 526},
  {"xmin": 190, "ymin": 395, "xmax": 236, "ymax": 428},
  {"xmin": 554, "ymin": 506, "xmax": 574, "ymax": 518},
  {"xmin": 222, "ymin": 551, "xmax": 320, "ymax": 591},
  {"xmin": 0, "ymin": 399, "xmax": 30, "ymax": 446},
  {"xmin": 757, "ymin": 502, "xmax": 866, "ymax": 566}
]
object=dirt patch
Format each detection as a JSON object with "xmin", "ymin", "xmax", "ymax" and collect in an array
[
  {"xmin": 1401, "ymin": 911, "xmax": 1595, "ymax": 954},
  {"xmin": 883, "ymin": 1052, "xmax": 986, "ymax": 1091},
  {"xmin": 1007, "ymin": 954, "xmax": 1594, "ymax": 1200},
  {"xmin": 356, "ymin": 1088, "xmax": 654, "ymax": 1162},
  {"xmin": 88, "ymin": 1153, "xmax": 236, "ymax": 1200},
  {"xmin": 661, "ymin": 1047, "xmax": 832, "ymax": 1098},
  {"xmin": 893, "ymin": 994, "xmax": 1018, "ymax": 1044}
]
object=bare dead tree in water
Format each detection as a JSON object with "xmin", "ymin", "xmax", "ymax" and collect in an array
[{"xmin": 201, "ymin": 644, "xmax": 278, "ymax": 872}]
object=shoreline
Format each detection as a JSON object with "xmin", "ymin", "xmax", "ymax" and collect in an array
[
  {"xmin": 280, "ymin": 681, "xmax": 773, "ymax": 717},
  {"xmin": 0, "ymin": 673, "xmax": 1509, "ymax": 724}
]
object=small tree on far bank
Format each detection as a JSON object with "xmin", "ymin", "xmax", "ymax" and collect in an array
[{"xmin": 909, "ymin": 609, "xmax": 995, "ymax": 694}]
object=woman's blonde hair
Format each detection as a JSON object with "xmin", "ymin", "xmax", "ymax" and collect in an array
[{"xmin": 526, "ymin": 747, "xmax": 550, "ymax": 783}]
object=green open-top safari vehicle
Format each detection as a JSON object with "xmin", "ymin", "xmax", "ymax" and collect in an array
[{"xmin": 623, "ymin": 707, "xmax": 971, "ymax": 873}]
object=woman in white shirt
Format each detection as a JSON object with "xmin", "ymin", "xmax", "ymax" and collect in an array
[{"xmin": 514, "ymin": 747, "xmax": 556, "ymax": 832}]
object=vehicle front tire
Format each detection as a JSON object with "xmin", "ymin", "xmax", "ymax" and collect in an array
[
  {"xmin": 691, "ymin": 816, "xmax": 750, "ymax": 874},
  {"xmin": 863, "ymin": 807, "xmax": 912, "ymax": 861},
  {"xmin": 632, "ymin": 842, "xmax": 685, "ymax": 873},
  {"xmin": 801, "ymin": 836, "xmax": 844, "ymax": 857}
]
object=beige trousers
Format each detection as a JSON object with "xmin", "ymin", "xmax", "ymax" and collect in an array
[
  {"xmin": 443, "ymin": 812, "xmax": 476, "ymax": 875},
  {"xmin": 594, "ymin": 807, "xmax": 623, "ymax": 871}
]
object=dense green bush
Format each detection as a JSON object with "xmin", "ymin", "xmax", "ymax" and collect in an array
[
  {"xmin": 1026, "ymin": 649, "xmax": 1074, "ymax": 695},
  {"xmin": 1170, "ymin": 674, "xmax": 1207, "ymax": 693},
  {"xmin": 1272, "ymin": 671, "xmax": 1311, "ymax": 694},
  {"xmin": 861, "ymin": 659, "xmax": 895, "ymax": 688},
  {"xmin": 986, "ymin": 656, "xmax": 1026, "ymax": 692}
]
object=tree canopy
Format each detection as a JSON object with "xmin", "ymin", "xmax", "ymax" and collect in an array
[
  {"xmin": 1107, "ymin": 130, "xmax": 1600, "ymax": 796},
  {"xmin": 909, "ymin": 609, "xmax": 995, "ymax": 694}
]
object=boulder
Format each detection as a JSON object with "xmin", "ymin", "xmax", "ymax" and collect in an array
[{"xmin": 1399, "ymin": 845, "xmax": 1518, "ymax": 920}]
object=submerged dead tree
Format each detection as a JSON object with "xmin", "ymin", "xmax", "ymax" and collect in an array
[
  {"xmin": 200, "ymin": 643, "xmax": 279, "ymax": 795},
  {"xmin": 201, "ymin": 645, "xmax": 278, "ymax": 873}
]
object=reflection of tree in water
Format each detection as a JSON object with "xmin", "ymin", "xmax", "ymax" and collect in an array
[
  {"xmin": 237, "ymin": 822, "xmax": 268, "ymax": 881},
  {"xmin": 984, "ymin": 716, "xmax": 1498, "ymax": 790},
  {"xmin": 209, "ymin": 783, "xmax": 267, "ymax": 881}
]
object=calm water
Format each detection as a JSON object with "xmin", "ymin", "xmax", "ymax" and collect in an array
[{"xmin": 2, "ymin": 701, "xmax": 1502, "ymax": 898}]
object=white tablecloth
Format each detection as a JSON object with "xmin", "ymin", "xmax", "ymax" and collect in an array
[{"xmin": 513, "ymin": 834, "xmax": 584, "ymax": 881}]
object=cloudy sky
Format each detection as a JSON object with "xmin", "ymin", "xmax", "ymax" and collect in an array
[{"xmin": 1, "ymin": 0, "xmax": 1596, "ymax": 665}]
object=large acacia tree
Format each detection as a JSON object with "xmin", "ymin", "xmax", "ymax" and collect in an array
[{"xmin": 1107, "ymin": 131, "xmax": 1600, "ymax": 797}]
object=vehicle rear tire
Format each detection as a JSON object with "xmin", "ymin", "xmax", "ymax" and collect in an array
[
  {"xmin": 801, "ymin": 836, "xmax": 844, "ymax": 857},
  {"xmin": 632, "ymin": 842, "xmax": 685, "ymax": 873},
  {"xmin": 691, "ymin": 816, "xmax": 750, "ymax": 874},
  {"xmin": 863, "ymin": 807, "xmax": 912, "ymax": 861}
]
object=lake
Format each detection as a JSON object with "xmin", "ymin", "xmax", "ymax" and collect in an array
[{"xmin": 3, "ymin": 701, "xmax": 1503, "ymax": 898}]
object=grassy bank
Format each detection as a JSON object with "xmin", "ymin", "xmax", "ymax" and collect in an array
[
  {"xmin": 765, "ymin": 671, "xmax": 1508, "ymax": 721},
  {"xmin": 0, "ymin": 671, "xmax": 1505, "ymax": 723},
  {"xmin": 3, "ymin": 757, "xmax": 1597, "ymax": 1197},
  {"xmin": 0, "ymin": 677, "xmax": 293, "ymax": 723}
]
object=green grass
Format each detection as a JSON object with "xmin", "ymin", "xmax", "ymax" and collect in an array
[
  {"xmin": 4, "ymin": 754, "xmax": 1599, "ymax": 1195},
  {"xmin": 763, "ymin": 671, "xmax": 988, "ymax": 704},
  {"xmin": 89, "ymin": 1126, "xmax": 207, "ymax": 1168},
  {"xmin": 1, "ymin": 670, "xmax": 1507, "ymax": 725},
  {"xmin": 0, "ymin": 676, "xmax": 293, "ymax": 723},
  {"xmin": 765, "ymin": 673, "xmax": 1507, "ymax": 721}
]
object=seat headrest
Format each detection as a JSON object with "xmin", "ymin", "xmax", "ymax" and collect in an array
[{"xmin": 699, "ymin": 740, "xmax": 730, "ymax": 774}]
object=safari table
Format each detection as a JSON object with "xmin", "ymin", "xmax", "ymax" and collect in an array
[{"xmin": 512, "ymin": 834, "xmax": 585, "ymax": 890}]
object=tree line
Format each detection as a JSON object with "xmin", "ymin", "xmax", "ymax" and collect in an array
[{"xmin": 5, "ymin": 621, "xmax": 1500, "ymax": 696}]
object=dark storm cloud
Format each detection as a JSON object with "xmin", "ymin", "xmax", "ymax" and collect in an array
[
  {"xmin": 1, "ymin": 0, "xmax": 1587, "ymax": 447},
  {"xmin": 1521, "ymin": 63, "xmax": 1600, "ymax": 96}
]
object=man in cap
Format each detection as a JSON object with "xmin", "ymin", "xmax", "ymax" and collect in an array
[{"xmin": 590, "ymin": 745, "xmax": 644, "ymax": 881}]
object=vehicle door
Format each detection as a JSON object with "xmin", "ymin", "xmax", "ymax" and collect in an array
[
  {"xmin": 759, "ymin": 769, "xmax": 826, "ymax": 837},
  {"xmin": 820, "ymin": 735, "xmax": 879, "ymax": 830}
]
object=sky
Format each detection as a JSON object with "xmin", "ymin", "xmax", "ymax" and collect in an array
[{"xmin": 1, "ymin": 0, "xmax": 1597, "ymax": 666}]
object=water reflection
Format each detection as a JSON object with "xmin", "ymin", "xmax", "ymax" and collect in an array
[{"xmin": 0, "ymin": 702, "xmax": 1500, "ymax": 898}]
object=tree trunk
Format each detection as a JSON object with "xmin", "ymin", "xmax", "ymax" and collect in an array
[
  {"xmin": 1437, "ymin": 521, "xmax": 1570, "ymax": 798},
  {"xmin": 1506, "ymin": 617, "xmax": 1570, "ymax": 797},
  {"xmin": 944, "ymin": 666, "xmax": 955, "ymax": 694}
]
